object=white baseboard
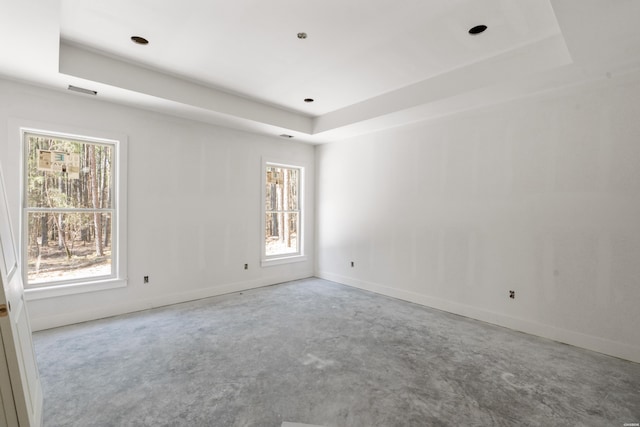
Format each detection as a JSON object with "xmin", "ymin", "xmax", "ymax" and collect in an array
[
  {"xmin": 29, "ymin": 272, "xmax": 314, "ymax": 331},
  {"xmin": 316, "ymin": 271, "xmax": 640, "ymax": 364}
]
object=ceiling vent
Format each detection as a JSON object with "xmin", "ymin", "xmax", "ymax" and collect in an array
[
  {"xmin": 131, "ymin": 36, "xmax": 149, "ymax": 45},
  {"xmin": 68, "ymin": 85, "xmax": 97, "ymax": 96},
  {"xmin": 468, "ymin": 25, "xmax": 487, "ymax": 35}
]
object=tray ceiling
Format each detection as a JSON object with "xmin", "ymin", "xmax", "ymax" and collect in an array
[{"xmin": 1, "ymin": 1, "xmax": 640, "ymax": 143}]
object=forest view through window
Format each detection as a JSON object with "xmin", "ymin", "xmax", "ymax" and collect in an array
[
  {"xmin": 265, "ymin": 164, "xmax": 301, "ymax": 258},
  {"xmin": 24, "ymin": 132, "xmax": 115, "ymax": 286}
]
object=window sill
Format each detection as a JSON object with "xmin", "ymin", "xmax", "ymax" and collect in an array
[
  {"xmin": 261, "ymin": 255, "xmax": 307, "ymax": 267},
  {"xmin": 24, "ymin": 278, "xmax": 127, "ymax": 301}
]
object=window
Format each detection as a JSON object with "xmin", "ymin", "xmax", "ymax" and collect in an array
[
  {"xmin": 263, "ymin": 162, "xmax": 303, "ymax": 263},
  {"xmin": 22, "ymin": 130, "xmax": 125, "ymax": 292}
]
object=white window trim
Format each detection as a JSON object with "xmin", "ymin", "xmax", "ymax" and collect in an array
[
  {"xmin": 261, "ymin": 159, "xmax": 306, "ymax": 267},
  {"xmin": 15, "ymin": 121, "xmax": 128, "ymax": 300},
  {"xmin": 24, "ymin": 278, "xmax": 127, "ymax": 301}
]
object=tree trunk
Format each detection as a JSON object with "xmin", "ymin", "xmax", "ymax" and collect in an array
[
  {"xmin": 276, "ymin": 172, "xmax": 284, "ymax": 246},
  {"xmin": 56, "ymin": 213, "xmax": 71, "ymax": 259},
  {"xmin": 283, "ymin": 169, "xmax": 290, "ymax": 248},
  {"xmin": 88, "ymin": 145, "xmax": 104, "ymax": 256},
  {"xmin": 81, "ymin": 144, "xmax": 90, "ymax": 244},
  {"xmin": 101, "ymin": 150, "xmax": 110, "ymax": 248},
  {"xmin": 40, "ymin": 213, "xmax": 48, "ymax": 246}
]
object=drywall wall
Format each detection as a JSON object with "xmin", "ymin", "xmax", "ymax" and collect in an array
[
  {"xmin": 0, "ymin": 79, "xmax": 315, "ymax": 330},
  {"xmin": 316, "ymin": 71, "xmax": 640, "ymax": 363}
]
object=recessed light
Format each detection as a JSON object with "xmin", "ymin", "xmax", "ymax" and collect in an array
[
  {"xmin": 297, "ymin": 32, "xmax": 307, "ymax": 39},
  {"xmin": 131, "ymin": 36, "xmax": 149, "ymax": 45},
  {"xmin": 304, "ymin": 98, "xmax": 314, "ymax": 103},
  {"xmin": 68, "ymin": 85, "xmax": 97, "ymax": 96},
  {"xmin": 468, "ymin": 25, "xmax": 487, "ymax": 35}
]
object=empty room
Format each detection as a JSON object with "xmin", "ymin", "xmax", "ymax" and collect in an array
[{"xmin": 1, "ymin": 0, "xmax": 639, "ymax": 426}]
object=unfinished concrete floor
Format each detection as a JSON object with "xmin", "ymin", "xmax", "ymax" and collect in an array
[{"xmin": 34, "ymin": 278, "xmax": 640, "ymax": 426}]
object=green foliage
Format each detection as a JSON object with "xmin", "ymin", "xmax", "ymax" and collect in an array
[{"xmin": 25, "ymin": 133, "xmax": 114, "ymax": 281}]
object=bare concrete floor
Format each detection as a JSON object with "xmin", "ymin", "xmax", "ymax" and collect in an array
[{"xmin": 34, "ymin": 278, "xmax": 640, "ymax": 426}]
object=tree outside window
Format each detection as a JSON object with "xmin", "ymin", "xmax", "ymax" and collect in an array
[
  {"xmin": 23, "ymin": 132, "xmax": 116, "ymax": 286},
  {"xmin": 264, "ymin": 164, "xmax": 301, "ymax": 258}
]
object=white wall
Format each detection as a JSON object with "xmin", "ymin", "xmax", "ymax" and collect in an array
[
  {"xmin": 316, "ymin": 71, "xmax": 640, "ymax": 363},
  {"xmin": 2, "ymin": 69, "xmax": 640, "ymax": 363},
  {"xmin": 0, "ymin": 79, "xmax": 315, "ymax": 330}
]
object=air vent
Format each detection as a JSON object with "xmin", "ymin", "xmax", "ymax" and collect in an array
[
  {"xmin": 131, "ymin": 36, "xmax": 149, "ymax": 45},
  {"xmin": 68, "ymin": 85, "xmax": 97, "ymax": 96},
  {"xmin": 469, "ymin": 25, "xmax": 487, "ymax": 35}
]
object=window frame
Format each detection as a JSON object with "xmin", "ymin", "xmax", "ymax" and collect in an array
[
  {"xmin": 261, "ymin": 159, "xmax": 306, "ymax": 267},
  {"xmin": 19, "ymin": 125, "xmax": 128, "ymax": 300}
]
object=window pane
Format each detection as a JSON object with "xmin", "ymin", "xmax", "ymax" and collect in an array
[
  {"xmin": 26, "ymin": 212, "xmax": 113, "ymax": 285},
  {"xmin": 26, "ymin": 134, "xmax": 113, "ymax": 209},
  {"xmin": 265, "ymin": 166, "xmax": 298, "ymax": 212},
  {"xmin": 265, "ymin": 167, "xmax": 278, "ymax": 211},
  {"xmin": 265, "ymin": 212, "xmax": 298, "ymax": 256},
  {"xmin": 286, "ymin": 168, "xmax": 299, "ymax": 211}
]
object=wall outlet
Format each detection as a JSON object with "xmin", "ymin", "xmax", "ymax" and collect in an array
[
  {"xmin": 144, "ymin": 276, "xmax": 149, "ymax": 284},
  {"xmin": 509, "ymin": 290, "xmax": 515, "ymax": 299},
  {"xmin": 244, "ymin": 263, "xmax": 248, "ymax": 270}
]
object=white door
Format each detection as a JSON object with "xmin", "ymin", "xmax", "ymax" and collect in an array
[{"xmin": 0, "ymin": 162, "xmax": 43, "ymax": 426}]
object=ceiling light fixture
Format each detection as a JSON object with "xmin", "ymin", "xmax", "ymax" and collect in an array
[
  {"xmin": 468, "ymin": 25, "xmax": 487, "ymax": 35},
  {"xmin": 304, "ymin": 98, "xmax": 314, "ymax": 103},
  {"xmin": 131, "ymin": 36, "xmax": 149, "ymax": 45},
  {"xmin": 297, "ymin": 32, "xmax": 307, "ymax": 39},
  {"xmin": 68, "ymin": 85, "xmax": 97, "ymax": 96}
]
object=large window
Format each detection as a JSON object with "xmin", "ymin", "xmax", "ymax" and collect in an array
[
  {"xmin": 22, "ymin": 130, "xmax": 122, "ymax": 289},
  {"xmin": 263, "ymin": 162, "xmax": 303, "ymax": 262}
]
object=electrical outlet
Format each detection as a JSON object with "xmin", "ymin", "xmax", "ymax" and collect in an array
[
  {"xmin": 144, "ymin": 276, "xmax": 149, "ymax": 284},
  {"xmin": 244, "ymin": 264, "xmax": 248, "ymax": 270},
  {"xmin": 509, "ymin": 290, "xmax": 515, "ymax": 299}
]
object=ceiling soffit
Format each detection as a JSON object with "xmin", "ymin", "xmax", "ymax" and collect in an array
[{"xmin": 5, "ymin": 1, "xmax": 640, "ymax": 143}]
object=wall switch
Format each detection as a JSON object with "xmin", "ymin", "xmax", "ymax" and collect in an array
[
  {"xmin": 244, "ymin": 264, "xmax": 248, "ymax": 270},
  {"xmin": 144, "ymin": 276, "xmax": 149, "ymax": 284},
  {"xmin": 350, "ymin": 261, "xmax": 355, "ymax": 267}
]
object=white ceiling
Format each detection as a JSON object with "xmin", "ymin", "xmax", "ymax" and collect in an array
[
  {"xmin": 60, "ymin": 0, "xmax": 561, "ymax": 116},
  {"xmin": 1, "ymin": 0, "xmax": 640, "ymax": 143}
]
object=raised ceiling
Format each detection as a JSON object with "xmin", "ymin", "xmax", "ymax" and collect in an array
[
  {"xmin": 60, "ymin": 0, "xmax": 561, "ymax": 116},
  {"xmin": 1, "ymin": 1, "xmax": 640, "ymax": 143}
]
